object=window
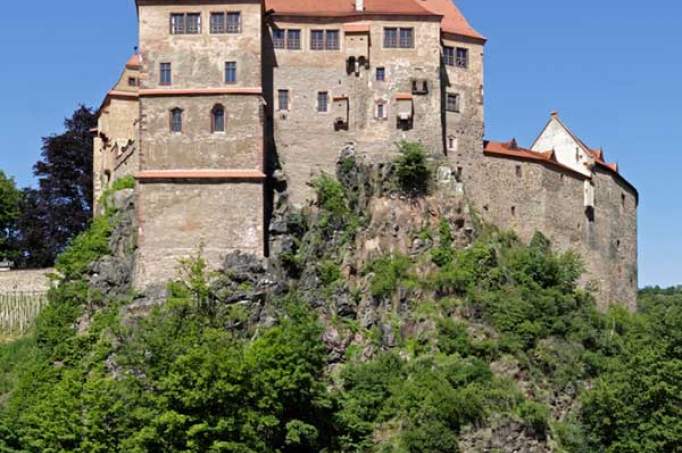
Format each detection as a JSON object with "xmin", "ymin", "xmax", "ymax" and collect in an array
[
  {"xmin": 447, "ymin": 136, "xmax": 458, "ymax": 152},
  {"xmin": 311, "ymin": 30, "xmax": 325, "ymax": 50},
  {"xmin": 376, "ymin": 67, "xmax": 385, "ymax": 81},
  {"xmin": 170, "ymin": 108, "xmax": 183, "ymax": 133},
  {"xmin": 273, "ymin": 29, "xmax": 285, "ymax": 48},
  {"xmin": 376, "ymin": 101, "xmax": 387, "ymax": 119},
  {"xmin": 170, "ymin": 13, "xmax": 185, "ymax": 34},
  {"xmin": 456, "ymin": 47, "xmax": 469, "ymax": 68},
  {"xmin": 160, "ymin": 63, "xmax": 172, "ymax": 85},
  {"xmin": 511, "ymin": 206, "xmax": 516, "ymax": 216},
  {"xmin": 210, "ymin": 13, "xmax": 225, "ymax": 33},
  {"xmin": 212, "ymin": 105, "xmax": 225, "ymax": 132},
  {"xmin": 446, "ymin": 93, "xmax": 460, "ymax": 113},
  {"xmin": 385, "ymin": 27, "xmax": 413, "ymax": 48},
  {"xmin": 170, "ymin": 13, "xmax": 200, "ymax": 34},
  {"xmin": 516, "ymin": 165, "xmax": 522, "ymax": 177},
  {"xmin": 443, "ymin": 46, "xmax": 455, "ymax": 66},
  {"xmin": 399, "ymin": 28, "xmax": 414, "ymax": 48},
  {"xmin": 278, "ymin": 89, "xmax": 289, "ymax": 111},
  {"xmin": 128, "ymin": 77, "xmax": 138, "ymax": 87},
  {"xmin": 326, "ymin": 30, "xmax": 340, "ymax": 50},
  {"xmin": 311, "ymin": 30, "xmax": 340, "ymax": 50},
  {"xmin": 186, "ymin": 13, "xmax": 201, "ymax": 34},
  {"xmin": 287, "ymin": 29, "xmax": 301, "ymax": 49},
  {"xmin": 621, "ymin": 193, "xmax": 626, "ymax": 209},
  {"xmin": 226, "ymin": 12, "xmax": 241, "ymax": 33},
  {"xmin": 317, "ymin": 91, "xmax": 329, "ymax": 113},
  {"xmin": 225, "ymin": 61, "xmax": 237, "ymax": 84},
  {"xmin": 384, "ymin": 28, "xmax": 398, "ymax": 48}
]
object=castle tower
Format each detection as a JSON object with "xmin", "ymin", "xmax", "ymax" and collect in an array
[{"xmin": 133, "ymin": 0, "xmax": 266, "ymax": 287}]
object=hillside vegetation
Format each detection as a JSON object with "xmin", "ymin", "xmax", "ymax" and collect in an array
[{"xmin": 0, "ymin": 146, "xmax": 679, "ymax": 452}]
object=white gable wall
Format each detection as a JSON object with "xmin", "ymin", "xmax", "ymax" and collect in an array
[{"xmin": 531, "ymin": 117, "xmax": 593, "ymax": 177}]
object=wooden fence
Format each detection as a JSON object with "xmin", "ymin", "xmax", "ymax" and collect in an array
[{"xmin": 0, "ymin": 291, "xmax": 49, "ymax": 336}]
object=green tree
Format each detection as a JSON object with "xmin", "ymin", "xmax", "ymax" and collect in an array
[{"xmin": 0, "ymin": 170, "xmax": 21, "ymax": 260}]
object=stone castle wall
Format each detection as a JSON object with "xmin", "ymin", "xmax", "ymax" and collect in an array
[{"xmin": 460, "ymin": 152, "xmax": 638, "ymax": 310}]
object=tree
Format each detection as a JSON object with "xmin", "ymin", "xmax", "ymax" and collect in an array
[
  {"xmin": 0, "ymin": 171, "xmax": 21, "ymax": 260},
  {"xmin": 14, "ymin": 106, "xmax": 96, "ymax": 268}
]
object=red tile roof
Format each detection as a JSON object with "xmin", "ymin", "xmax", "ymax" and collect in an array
[
  {"xmin": 126, "ymin": 53, "xmax": 141, "ymax": 69},
  {"xmin": 418, "ymin": 0, "xmax": 484, "ymax": 40},
  {"xmin": 265, "ymin": 0, "xmax": 434, "ymax": 17},
  {"xmin": 484, "ymin": 139, "xmax": 584, "ymax": 177}
]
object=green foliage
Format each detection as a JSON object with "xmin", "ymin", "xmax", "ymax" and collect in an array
[
  {"xmin": 110, "ymin": 175, "xmax": 135, "ymax": 192},
  {"xmin": 55, "ymin": 215, "xmax": 112, "ymax": 280},
  {"xmin": 394, "ymin": 141, "xmax": 431, "ymax": 197},
  {"xmin": 365, "ymin": 254, "xmax": 415, "ymax": 299},
  {"xmin": 518, "ymin": 400, "xmax": 550, "ymax": 438},
  {"xmin": 0, "ymin": 170, "xmax": 21, "ymax": 260},
  {"xmin": 432, "ymin": 219, "xmax": 455, "ymax": 267}
]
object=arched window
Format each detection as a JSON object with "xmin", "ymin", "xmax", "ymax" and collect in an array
[
  {"xmin": 170, "ymin": 108, "xmax": 183, "ymax": 133},
  {"xmin": 212, "ymin": 104, "xmax": 225, "ymax": 133}
]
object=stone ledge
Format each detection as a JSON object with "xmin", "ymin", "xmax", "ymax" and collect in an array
[{"xmin": 135, "ymin": 169, "xmax": 266, "ymax": 182}]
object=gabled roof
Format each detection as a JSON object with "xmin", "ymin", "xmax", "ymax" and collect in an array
[
  {"xmin": 417, "ymin": 0, "xmax": 484, "ymax": 41},
  {"xmin": 265, "ymin": 0, "xmax": 435, "ymax": 17},
  {"xmin": 484, "ymin": 139, "xmax": 585, "ymax": 177},
  {"xmin": 531, "ymin": 112, "xmax": 620, "ymax": 174}
]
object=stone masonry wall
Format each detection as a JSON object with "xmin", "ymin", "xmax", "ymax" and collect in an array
[
  {"xmin": 134, "ymin": 182, "xmax": 264, "ymax": 288},
  {"xmin": 268, "ymin": 17, "xmax": 444, "ymax": 206},
  {"xmin": 460, "ymin": 153, "xmax": 638, "ymax": 310}
]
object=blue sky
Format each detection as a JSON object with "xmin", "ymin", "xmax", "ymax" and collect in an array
[{"xmin": 0, "ymin": 1, "xmax": 679, "ymax": 287}]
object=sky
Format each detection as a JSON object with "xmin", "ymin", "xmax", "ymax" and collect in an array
[{"xmin": 0, "ymin": 1, "xmax": 680, "ymax": 287}]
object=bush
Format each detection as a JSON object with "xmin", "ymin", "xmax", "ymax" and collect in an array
[
  {"xmin": 394, "ymin": 141, "xmax": 431, "ymax": 197},
  {"xmin": 518, "ymin": 400, "xmax": 550, "ymax": 438},
  {"xmin": 365, "ymin": 254, "xmax": 415, "ymax": 299}
]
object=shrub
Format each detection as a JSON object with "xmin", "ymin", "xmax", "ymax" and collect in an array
[
  {"xmin": 365, "ymin": 254, "xmax": 414, "ymax": 299},
  {"xmin": 394, "ymin": 141, "xmax": 431, "ymax": 197},
  {"xmin": 518, "ymin": 400, "xmax": 550, "ymax": 439}
]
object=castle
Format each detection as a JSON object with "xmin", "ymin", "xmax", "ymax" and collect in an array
[{"xmin": 92, "ymin": 0, "xmax": 638, "ymax": 309}]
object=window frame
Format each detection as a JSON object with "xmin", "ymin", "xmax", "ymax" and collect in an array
[
  {"xmin": 210, "ymin": 12, "xmax": 226, "ymax": 34},
  {"xmin": 273, "ymin": 29, "xmax": 285, "ymax": 48},
  {"xmin": 325, "ymin": 30, "xmax": 340, "ymax": 50},
  {"xmin": 317, "ymin": 91, "xmax": 329, "ymax": 113},
  {"xmin": 376, "ymin": 67, "xmax": 386, "ymax": 82},
  {"xmin": 160, "ymin": 62, "xmax": 172, "ymax": 86},
  {"xmin": 376, "ymin": 100, "xmax": 387, "ymax": 120},
  {"xmin": 225, "ymin": 61, "xmax": 237, "ymax": 84},
  {"xmin": 311, "ymin": 30, "xmax": 325, "ymax": 50},
  {"xmin": 446, "ymin": 93, "xmax": 460, "ymax": 113},
  {"xmin": 211, "ymin": 104, "xmax": 226, "ymax": 133},
  {"xmin": 286, "ymin": 29, "xmax": 301, "ymax": 50},
  {"xmin": 226, "ymin": 12, "xmax": 241, "ymax": 33},
  {"xmin": 456, "ymin": 47, "xmax": 469, "ymax": 69},
  {"xmin": 170, "ymin": 13, "xmax": 201, "ymax": 35},
  {"xmin": 384, "ymin": 27, "xmax": 414, "ymax": 49},
  {"xmin": 278, "ymin": 89, "xmax": 290, "ymax": 111},
  {"xmin": 443, "ymin": 46, "xmax": 455, "ymax": 66},
  {"xmin": 170, "ymin": 108, "xmax": 183, "ymax": 133}
]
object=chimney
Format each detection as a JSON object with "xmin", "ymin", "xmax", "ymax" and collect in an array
[{"xmin": 355, "ymin": 0, "xmax": 364, "ymax": 12}]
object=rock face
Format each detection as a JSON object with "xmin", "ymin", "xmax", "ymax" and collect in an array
[
  {"xmin": 458, "ymin": 416, "xmax": 551, "ymax": 453},
  {"xmin": 88, "ymin": 189, "xmax": 136, "ymax": 297}
]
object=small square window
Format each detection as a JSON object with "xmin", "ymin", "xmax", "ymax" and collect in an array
[
  {"xmin": 376, "ymin": 67, "xmax": 385, "ymax": 81},
  {"xmin": 128, "ymin": 77, "xmax": 138, "ymax": 87},
  {"xmin": 225, "ymin": 61, "xmax": 237, "ymax": 84},
  {"xmin": 446, "ymin": 94, "xmax": 460, "ymax": 113},
  {"xmin": 278, "ymin": 89, "xmax": 290, "ymax": 111},
  {"xmin": 317, "ymin": 91, "xmax": 329, "ymax": 113}
]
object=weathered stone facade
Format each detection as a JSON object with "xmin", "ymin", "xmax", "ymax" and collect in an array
[
  {"xmin": 91, "ymin": 0, "xmax": 638, "ymax": 308},
  {"xmin": 0, "ymin": 269, "xmax": 54, "ymax": 294}
]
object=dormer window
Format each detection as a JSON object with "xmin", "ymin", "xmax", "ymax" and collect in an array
[{"xmin": 170, "ymin": 108, "xmax": 183, "ymax": 133}]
